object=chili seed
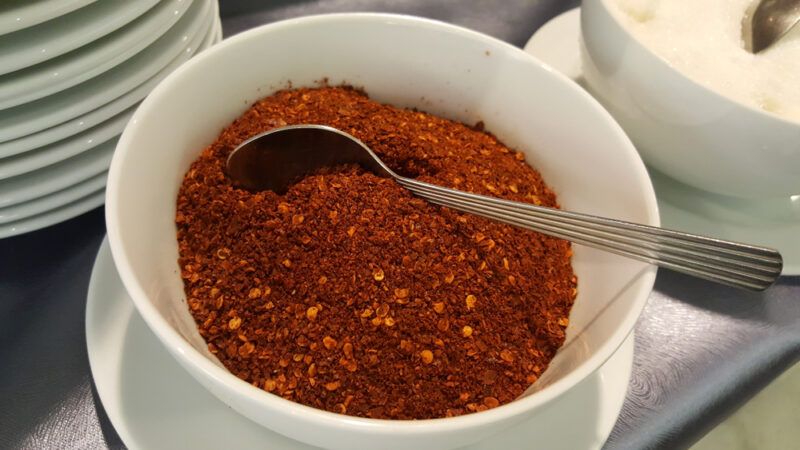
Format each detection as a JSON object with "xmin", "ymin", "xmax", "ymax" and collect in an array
[{"xmin": 420, "ymin": 350, "xmax": 434, "ymax": 364}]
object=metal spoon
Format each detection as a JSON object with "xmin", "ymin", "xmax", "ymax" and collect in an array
[
  {"xmin": 226, "ymin": 125, "xmax": 783, "ymax": 291},
  {"xmin": 743, "ymin": 0, "xmax": 800, "ymax": 53}
]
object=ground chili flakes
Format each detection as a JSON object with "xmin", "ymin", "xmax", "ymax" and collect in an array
[{"xmin": 176, "ymin": 86, "xmax": 577, "ymax": 420}]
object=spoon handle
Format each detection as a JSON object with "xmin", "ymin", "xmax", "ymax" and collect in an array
[{"xmin": 397, "ymin": 177, "xmax": 783, "ymax": 291}]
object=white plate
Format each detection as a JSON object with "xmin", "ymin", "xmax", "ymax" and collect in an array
[
  {"xmin": 0, "ymin": 0, "xmax": 196, "ymax": 110},
  {"xmin": 0, "ymin": 188, "xmax": 104, "ymax": 238},
  {"xmin": 0, "ymin": 171, "xmax": 106, "ymax": 224},
  {"xmin": 523, "ymin": 8, "xmax": 800, "ymax": 275},
  {"xmin": 207, "ymin": 14, "xmax": 222, "ymax": 46},
  {"xmin": 0, "ymin": 3, "xmax": 222, "ymax": 179},
  {"xmin": 0, "ymin": 8, "xmax": 221, "ymax": 210},
  {"xmin": 0, "ymin": 8, "xmax": 218, "ymax": 158},
  {"xmin": 86, "ymin": 237, "xmax": 634, "ymax": 450},
  {"xmin": 0, "ymin": 0, "xmax": 95, "ymax": 36},
  {"xmin": 0, "ymin": 11, "xmax": 222, "ymax": 221},
  {"xmin": 195, "ymin": 0, "xmax": 220, "ymax": 50},
  {"xmin": 0, "ymin": 106, "xmax": 132, "ymax": 180},
  {"xmin": 0, "ymin": 49, "xmax": 186, "ymax": 157},
  {"xmin": 0, "ymin": 0, "xmax": 159, "ymax": 76},
  {"xmin": 0, "ymin": 0, "xmax": 213, "ymax": 143},
  {"xmin": 0, "ymin": 139, "xmax": 114, "ymax": 209}
]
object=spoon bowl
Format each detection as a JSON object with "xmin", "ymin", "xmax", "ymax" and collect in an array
[
  {"xmin": 226, "ymin": 124, "xmax": 393, "ymax": 193},
  {"xmin": 744, "ymin": 0, "xmax": 800, "ymax": 53}
]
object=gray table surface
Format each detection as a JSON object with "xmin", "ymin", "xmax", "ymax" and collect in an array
[{"xmin": 1, "ymin": 1, "xmax": 798, "ymax": 449}]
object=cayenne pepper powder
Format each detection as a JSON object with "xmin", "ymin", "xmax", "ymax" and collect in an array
[{"xmin": 176, "ymin": 86, "xmax": 577, "ymax": 419}]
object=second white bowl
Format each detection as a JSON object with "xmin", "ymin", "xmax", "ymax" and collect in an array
[{"xmin": 581, "ymin": 0, "xmax": 800, "ymax": 198}]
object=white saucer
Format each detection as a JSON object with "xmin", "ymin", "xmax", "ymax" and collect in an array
[
  {"xmin": 202, "ymin": 6, "xmax": 223, "ymax": 48},
  {"xmin": 0, "ymin": 0, "xmax": 159, "ymax": 76},
  {"xmin": 0, "ymin": 139, "xmax": 114, "ymax": 208},
  {"xmin": 0, "ymin": 0, "xmax": 214, "ymax": 143},
  {"xmin": 209, "ymin": 14, "xmax": 223, "ymax": 45},
  {"xmin": 0, "ymin": 3, "xmax": 216, "ymax": 157},
  {"xmin": 523, "ymin": 8, "xmax": 800, "ymax": 275},
  {"xmin": 0, "ymin": 188, "xmax": 104, "ymax": 238},
  {"xmin": 0, "ymin": 0, "xmax": 94, "ymax": 37},
  {"xmin": 86, "ymin": 238, "xmax": 633, "ymax": 450},
  {"xmin": 0, "ymin": 0, "xmax": 197, "ymax": 110},
  {"xmin": 0, "ymin": 1, "xmax": 216, "ymax": 159},
  {"xmin": 0, "ymin": 6, "xmax": 221, "ymax": 237},
  {"xmin": 0, "ymin": 171, "xmax": 106, "ymax": 224},
  {"xmin": 0, "ymin": 107, "xmax": 130, "ymax": 179},
  {"xmin": 0, "ymin": 53, "xmax": 177, "ymax": 157}
]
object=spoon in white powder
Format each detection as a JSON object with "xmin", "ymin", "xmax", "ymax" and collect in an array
[
  {"xmin": 743, "ymin": 0, "xmax": 800, "ymax": 53},
  {"xmin": 609, "ymin": 0, "xmax": 800, "ymax": 122}
]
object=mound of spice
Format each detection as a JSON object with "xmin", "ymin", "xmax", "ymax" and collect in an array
[{"xmin": 176, "ymin": 86, "xmax": 577, "ymax": 419}]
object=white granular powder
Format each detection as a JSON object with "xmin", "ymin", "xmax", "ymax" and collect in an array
[{"xmin": 608, "ymin": 0, "xmax": 800, "ymax": 123}]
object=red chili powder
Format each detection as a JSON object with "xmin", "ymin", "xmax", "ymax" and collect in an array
[{"xmin": 176, "ymin": 86, "xmax": 576, "ymax": 419}]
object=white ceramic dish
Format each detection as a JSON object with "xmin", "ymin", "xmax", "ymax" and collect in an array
[
  {"xmin": 523, "ymin": 7, "xmax": 800, "ymax": 275},
  {"xmin": 0, "ymin": 1, "xmax": 214, "ymax": 174},
  {"xmin": 0, "ymin": 139, "xmax": 114, "ymax": 209},
  {"xmin": 0, "ymin": 171, "xmax": 106, "ymax": 224},
  {"xmin": 107, "ymin": 13, "xmax": 658, "ymax": 450},
  {"xmin": 0, "ymin": 0, "xmax": 159, "ymax": 77},
  {"xmin": 0, "ymin": 106, "xmax": 132, "ymax": 180},
  {"xmin": 208, "ymin": 14, "xmax": 222, "ymax": 45},
  {"xmin": 0, "ymin": 2, "xmax": 218, "ymax": 176},
  {"xmin": 523, "ymin": 9, "xmax": 583, "ymax": 82},
  {"xmin": 0, "ymin": 7, "xmax": 218, "ymax": 158},
  {"xmin": 580, "ymin": 0, "xmax": 800, "ymax": 198},
  {"xmin": 0, "ymin": 83, "xmax": 143, "ymax": 157},
  {"xmin": 0, "ymin": 189, "xmax": 104, "ymax": 238},
  {"xmin": 0, "ymin": 0, "xmax": 197, "ymax": 110},
  {"xmin": 0, "ymin": 49, "xmax": 190, "ymax": 156},
  {"xmin": 0, "ymin": 13, "xmax": 222, "ymax": 237},
  {"xmin": 199, "ymin": 3, "xmax": 222, "ymax": 49},
  {"xmin": 0, "ymin": 0, "xmax": 94, "ymax": 37},
  {"xmin": 86, "ymin": 235, "xmax": 634, "ymax": 450},
  {"xmin": 0, "ymin": 0, "xmax": 214, "ymax": 144}
]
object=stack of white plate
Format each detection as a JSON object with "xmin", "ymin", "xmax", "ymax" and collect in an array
[{"xmin": 0, "ymin": 0, "xmax": 221, "ymax": 238}]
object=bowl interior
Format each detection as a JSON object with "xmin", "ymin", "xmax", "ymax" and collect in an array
[{"xmin": 108, "ymin": 13, "xmax": 657, "ymax": 431}]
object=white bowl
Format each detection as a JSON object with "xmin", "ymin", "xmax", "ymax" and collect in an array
[
  {"xmin": 107, "ymin": 13, "xmax": 658, "ymax": 450},
  {"xmin": 580, "ymin": 0, "xmax": 800, "ymax": 199}
]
